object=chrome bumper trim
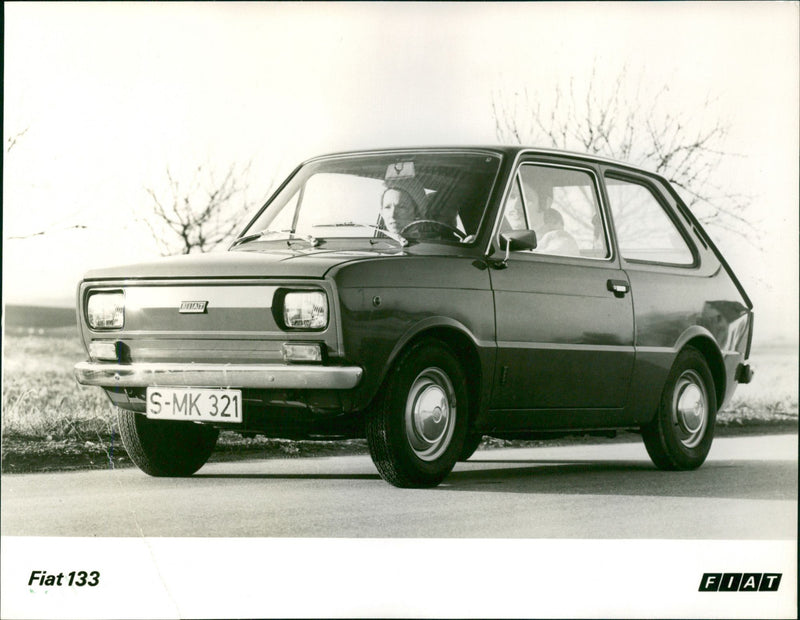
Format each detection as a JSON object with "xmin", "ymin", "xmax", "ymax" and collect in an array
[{"xmin": 74, "ymin": 361, "xmax": 363, "ymax": 390}]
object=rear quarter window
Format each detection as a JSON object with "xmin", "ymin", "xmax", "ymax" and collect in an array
[{"xmin": 605, "ymin": 176, "xmax": 695, "ymax": 266}]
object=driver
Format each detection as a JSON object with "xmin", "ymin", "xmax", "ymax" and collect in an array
[
  {"xmin": 379, "ymin": 179, "xmax": 462, "ymax": 241},
  {"xmin": 380, "ymin": 187, "xmax": 422, "ymax": 235}
]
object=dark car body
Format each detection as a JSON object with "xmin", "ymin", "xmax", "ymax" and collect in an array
[{"xmin": 75, "ymin": 147, "xmax": 753, "ymax": 487}]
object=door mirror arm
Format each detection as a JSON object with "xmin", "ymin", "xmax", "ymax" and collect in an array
[{"xmin": 489, "ymin": 230, "xmax": 538, "ymax": 269}]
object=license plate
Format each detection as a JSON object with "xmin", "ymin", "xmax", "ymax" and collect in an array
[{"xmin": 145, "ymin": 387, "xmax": 242, "ymax": 423}]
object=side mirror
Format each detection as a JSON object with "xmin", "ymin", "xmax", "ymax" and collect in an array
[
  {"xmin": 498, "ymin": 230, "xmax": 537, "ymax": 265},
  {"xmin": 500, "ymin": 229, "xmax": 538, "ymax": 252}
]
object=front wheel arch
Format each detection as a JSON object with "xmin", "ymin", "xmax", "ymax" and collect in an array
[{"xmin": 373, "ymin": 322, "xmax": 484, "ymax": 432}]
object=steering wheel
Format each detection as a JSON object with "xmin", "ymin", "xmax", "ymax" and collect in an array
[{"xmin": 400, "ymin": 219, "xmax": 466, "ymax": 241}]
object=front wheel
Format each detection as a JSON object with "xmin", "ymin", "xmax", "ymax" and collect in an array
[
  {"xmin": 641, "ymin": 348, "xmax": 717, "ymax": 470},
  {"xmin": 117, "ymin": 409, "xmax": 219, "ymax": 476},
  {"xmin": 366, "ymin": 340, "xmax": 468, "ymax": 488},
  {"xmin": 459, "ymin": 433, "xmax": 484, "ymax": 461}
]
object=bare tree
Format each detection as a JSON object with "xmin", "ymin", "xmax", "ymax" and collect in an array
[
  {"xmin": 6, "ymin": 126, "xmax": 29, "ymax": 153},
  {"xmin": 142, "ymin": 162, "xmax": 257, "ymax": 255},
  {"xmin": 6, "ymin": 224, "xmax": 89, "ymax": 240},
  {"xmin": 492, "ymin": 66, "xmax": 752, "ymax": 240},
  {"xmin": 5, "ymin": 124, "xmax": 95, "ymax": 240}
]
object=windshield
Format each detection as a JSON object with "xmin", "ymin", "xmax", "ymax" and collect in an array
[{"xmin": 238, "ymin": 152, "xmax": 502, "ymax": 247}]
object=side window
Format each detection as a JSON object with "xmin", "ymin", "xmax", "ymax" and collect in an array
[
  {"xmin": 605, "ymin": 177, "xmax": 694, "ymax": 266},
  {"xmin": 500, "ymin": 164, "xmax": 609, "ymax": 258}
]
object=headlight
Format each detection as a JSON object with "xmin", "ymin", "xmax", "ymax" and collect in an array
[
  {"xmin": 282, "ymin": 291, "xmax": 328, "ymax": 330},
  {"xmin": 87, "ymin": 291, "xmax": 125, "ymax": 329}
]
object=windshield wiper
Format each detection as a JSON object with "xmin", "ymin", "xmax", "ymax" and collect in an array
[
  {"xmin": 230, "ymin": 230, "xmax": 319, "ymax": 249},
  {"xmin": 230, "ymin": 231, "xmax": 265, "ymax": 248},
  {"xmin": 313, "ymin": 223, "xmax": 408, "ymax": 247}
]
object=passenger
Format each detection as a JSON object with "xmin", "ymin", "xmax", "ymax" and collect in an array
[{"xmin": 536, "ymin": 208, "xmax": 580, "ymax": 256}]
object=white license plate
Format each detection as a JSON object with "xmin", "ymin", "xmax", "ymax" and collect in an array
[{"xmin": 145, "ymin": 388, "xmax": 242, "ymax": 423}]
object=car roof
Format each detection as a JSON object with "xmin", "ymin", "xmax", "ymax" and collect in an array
[{"xmin": 304, "ymin": 145, "xmax": 653, "ymax": 176}]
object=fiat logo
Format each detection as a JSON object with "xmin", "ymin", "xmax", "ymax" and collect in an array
[{"xmin": 179, "ymin": 301, "xmax": 208, "ymax": 314}]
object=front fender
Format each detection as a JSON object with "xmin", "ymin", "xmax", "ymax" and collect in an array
[
  {"xmin": 367, "ymin": 316, "xmax": 496, "ymax": 429},
  {"xmin": 332, "ymin": 255, "xmax": 495, "ymax": 412},
  {"xmin": 385, "ymin": 316, "xmax": 487, "ymax": 378}
]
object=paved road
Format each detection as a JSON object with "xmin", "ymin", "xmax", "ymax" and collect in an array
[{"xmin": 2, "ymin": 434, "xmax": 796, "ymax": 538}]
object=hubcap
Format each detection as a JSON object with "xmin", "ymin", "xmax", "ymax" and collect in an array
[
  {"xmin": 672, "ymin": 369, "xmax": 708, "ymax": 449},
  {"xmin": 404, "ymin": 367, "xmax": 456, "ymax": 461}
]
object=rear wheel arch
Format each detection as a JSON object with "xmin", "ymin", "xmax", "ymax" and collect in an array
[
  {"xmin": 683, "ymin": 336, "xmax": 726, "ymax": 412},
  {"xmin": 642, "ymin": 346, "xmax": 718, "ymax": 470}
]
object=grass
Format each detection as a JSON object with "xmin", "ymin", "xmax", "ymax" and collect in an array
[
  {"xmin": 2, "ymin": 331, "xmax": 113, "ymax": 440},
  {"xmin": 1, "ymin": 331, "xmax": 797, "ymax": 473},
  {"xmin": 717, "ymin": 346, "xmax": 798, "ymax": 428},
  {"xmin": 1, "ymin": 332, "xmax": 371, "ymax": 472}
]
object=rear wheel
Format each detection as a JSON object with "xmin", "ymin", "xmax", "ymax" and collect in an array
[
  {"xmin": 366, "ymin": 340, "xmax": 468, "ymax": 488},
  {"xmin": 641, "ymin": 348, "xmax": 716, "ymax": 470},
  {"xmin": 118, "ymin": 409, "xmax": 219, "ymax": 477}
]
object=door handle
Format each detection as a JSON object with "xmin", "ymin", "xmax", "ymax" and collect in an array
[{"xmin": 607, "ymin": 279, "xmax": 630, "ymax": 297}]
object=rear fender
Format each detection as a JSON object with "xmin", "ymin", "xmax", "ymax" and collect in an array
[
  {"xmin": 670, "ymin": 326, "xmax": 728, "ymax": 417},
  {"xmin": 631, "ymin": 326, "xmax": 726, "ymax": 426}
]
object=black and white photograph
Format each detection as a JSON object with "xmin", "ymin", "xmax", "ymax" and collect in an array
[{"xmin": 2, "ymin": 2, "xmax": 797, "ymax": 618}]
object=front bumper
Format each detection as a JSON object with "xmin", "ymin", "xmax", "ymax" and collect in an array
[{"xmin": 74, "ymin": 361, "xmax": 363, "ymax": 390}]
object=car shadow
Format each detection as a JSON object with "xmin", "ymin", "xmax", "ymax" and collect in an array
[
  {"xmin": 192, "ymin": 457, "xmax": 798, "ymax": 503},
  {"xmin": 438, "ymin": 458, "xmax": 798, "ymax": 501}
]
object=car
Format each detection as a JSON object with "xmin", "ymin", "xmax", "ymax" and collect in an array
[{"xmin": 74, "ymin": 146, "xmax": 754, "ymax": 487}]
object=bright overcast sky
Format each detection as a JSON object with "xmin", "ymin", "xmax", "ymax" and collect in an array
[{"xmin": 3, "ymin": 2, "xmax": 798, "ymax": 341}]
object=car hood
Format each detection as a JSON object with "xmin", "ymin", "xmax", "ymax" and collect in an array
[{"xmin": 81, "ymin": 247, "xmax": 401, "ymax": 281}]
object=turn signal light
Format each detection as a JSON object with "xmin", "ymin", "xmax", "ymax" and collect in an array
[
  {"xmin": 281, "ymin": 342, "xmax": 323, "ymax": 363},
  {"xmin": 89, "ymin": 341, "xmax": 118, "ymax": 361}
]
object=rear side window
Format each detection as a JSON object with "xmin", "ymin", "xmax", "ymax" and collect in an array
[{"xmin": 605, "ymin": 176, "xmax": 694, "ymax": 266}]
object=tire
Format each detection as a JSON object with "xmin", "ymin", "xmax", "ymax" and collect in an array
[
  {"xmin": 366, "ymin": 340, "xmax": 469, "ymax": 488},
  {"xmin": 117, "ymin": 409, "xmax": 219, "ymax": 477},
  {"xmin": 459, "ymin": 433, "xmax": 484, "ymax": 461},
  {"xmin": 641, "ymin": 348, "xmax": 717, "ymax": 470}
]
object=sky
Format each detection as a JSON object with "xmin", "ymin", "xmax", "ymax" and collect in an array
[{"xmin": 3, "ymin": 2, "xmax": 798, "ymax": 342}]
